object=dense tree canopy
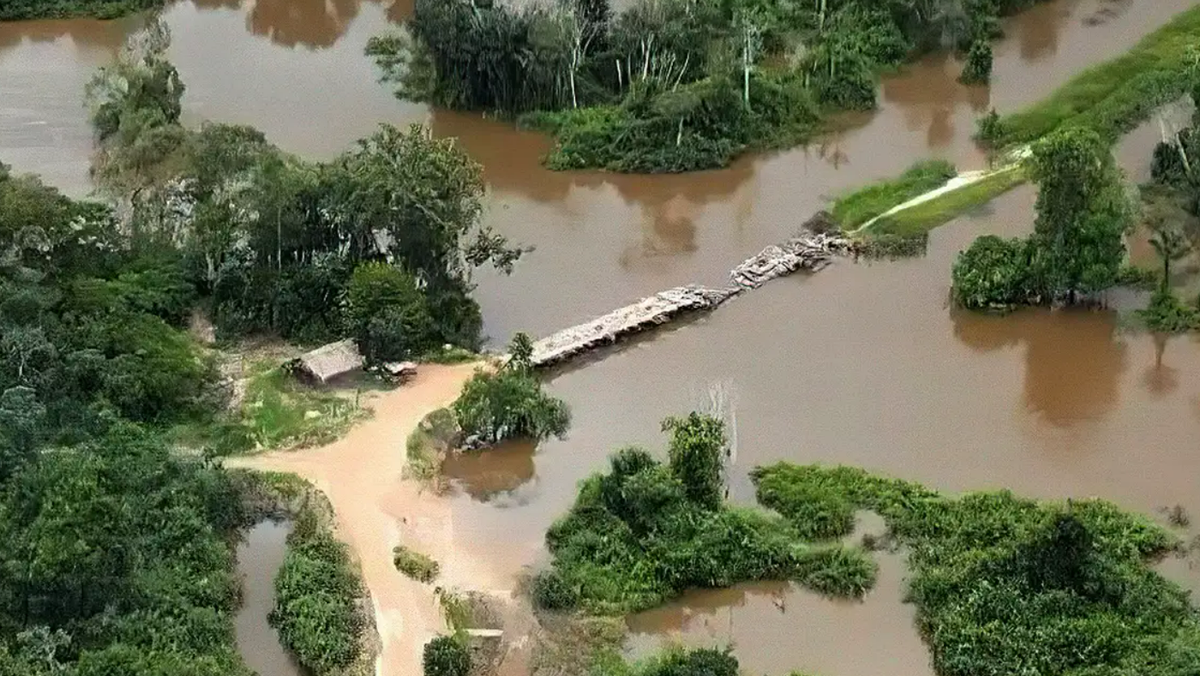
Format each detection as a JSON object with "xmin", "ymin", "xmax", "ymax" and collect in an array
[
  {"xmin": 369, "ymin": 0, "xmax": 1050, "ymax": 172},
  {"xmin": 88, "ymin": 22, "xmax": 524, "ymax": 355},
  {"xmin": 952, "ymin": 128, "xmax": 1131, "ymax": 310}
]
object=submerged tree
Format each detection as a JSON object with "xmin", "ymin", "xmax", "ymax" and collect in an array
[
  {"xmin": 452, "ymin": 334, "xmax": 570, "ymax": 446},
  {"xmin": 662, "ymin": 411, "xmax": 728, "ymax": 510}
]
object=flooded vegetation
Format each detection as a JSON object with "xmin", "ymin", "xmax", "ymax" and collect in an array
[{"xmin": 2, "ymin": 0, "xmax": 1200, "ymax": 675}]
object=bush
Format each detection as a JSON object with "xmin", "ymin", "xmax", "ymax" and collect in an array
[
  {"xmin": 1138, "ymin": 289, "xmax": 1200, "ymax": 333},
  {"xmin": 663, "ymin": 412, "xmax": 728, "ymax": 511},
  {"xmin": 531, "ymin": 569, "xmax": 579, "ymax": 611},
  {"xmin": 540, "ymin": 415, "xmax": 878, "ymax": 615},
  {"xmin": 422, "ymin": 635, "xmax": 470, "ymax": 676},
  {"xmin": 959, "ymin": 39, "xmax": 993, "ymax": 85},
  {"xmin": 452, "ymin": 336, "xmax": 570, "ymax": 446},
  {"xmin": 750, "ymin": 463, "xmax": 1193, "ymax": 676},
  {"xmin": 345, "ymin": 262, "xmax": 436, "ymax": 364},
  {"xmin": 951, "ymin": 235, "xmax": 1034, "ymax": 310},
  {"xmin": 393, "ymin": 545, "xmax": 440, "ymax": 583},
  {"xmin": 271, "ymin": 508, "xmax": 364, "ymax": 674}
]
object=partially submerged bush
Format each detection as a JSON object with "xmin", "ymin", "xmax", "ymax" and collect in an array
[
  {"xmin": 959, "ymin": 39, "xmax": 993, "ymax": 85},
  {"xmin": 1138, "ymin": 289, "xmax": 1200, "ymax": 333},
  {"xmin": 452, "ymin": 334, "xmax": 570, "ymax": 446},
  {"xmin": 393, "ymin": 545, "xmax": 440, "ymax": 583},
  {"xmin": 951, "ymin": 235, "xmax": 1034, "ymax": 310},
  {"xmin": 539, "ymin": 414, "xmax": 877, "ymax": 614},
  {"xmin": 422, "ymin": 635, "xmax": 470, "ymax": 676}
]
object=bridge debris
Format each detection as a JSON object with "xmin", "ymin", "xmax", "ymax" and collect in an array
[{"xmin": 529, "ymin": 230, "xmax": 851, "ymax": 368}]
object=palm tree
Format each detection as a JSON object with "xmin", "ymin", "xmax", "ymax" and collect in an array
[{"xmin": 1148, "ymin": 226, "xmax": 1191, "ymax": 292}]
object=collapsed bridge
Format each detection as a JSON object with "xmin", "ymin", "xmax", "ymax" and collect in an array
[{"xmin": 529, "ymin": 230, "xmax": 852, "ymax": 368}]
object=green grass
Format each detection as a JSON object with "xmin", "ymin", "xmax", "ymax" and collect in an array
[
  {"xmin": 871, "ymin": 165, "xmax": 1027, "ymax": 236},
  {"xmin": 405, "ymin": 407, "xmax": 459, "ymax": 480},
  {"xmin": 241, "ymin": 362, "xmax": 370, "ymax": 451},
  {"xmin": 393, "ymin": 545, "xmax": 440, "ymax": 583},
  {"xmin": 987, "ymin": 4, "xmax": 1200, "ymax": 147},
  {"xmin": 832, "ymin": 160, "xmax": 958, "ymax": 229}
]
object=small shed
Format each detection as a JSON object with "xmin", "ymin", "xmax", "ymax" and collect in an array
[{"xmin": 287, "ymin": 339, "xmax": 363, "ymax": 384}]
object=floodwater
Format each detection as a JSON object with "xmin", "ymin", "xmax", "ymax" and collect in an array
[
  {"xmin": 234, "ymin": 520, "xmax": 303, "ymax": 676},
  {"xmin": 3, "ymin": 0, "xmax": 1200, "ymax": 673}
]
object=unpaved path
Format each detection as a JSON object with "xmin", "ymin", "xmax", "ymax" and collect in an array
[{"xmin": 228, "ymin": 362, "xmax": 511, "ymax": 676}]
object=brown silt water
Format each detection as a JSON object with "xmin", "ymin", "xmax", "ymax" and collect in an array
[
  {"xmin": 2, "ymin": 0, "xmax": 1199, "ymax": 673},
  {"xmin": 235, "ymin": 520, "xmax": 304, "ymax": 676}
]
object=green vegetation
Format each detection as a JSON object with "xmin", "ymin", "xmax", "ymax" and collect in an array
[
  {"xmin": 452, "ymin": 335, "xmax": 571, "ymax": 447},
  {"xmin": 406, "ymin": 407, "xmax": 460, "ymax": 480},
  {"xmin": 952, "ymin": 128, "xmax": 1130, "ymax": 310},
  {"xmin": 851, "ymin": 231, "xmax": 930, "ymax": 259},
  {"xmin": 423, "ymin": 635, "xmax": 470, "ymax": 676},
  {"xmin": 394, "ymin": 545, "xmax": 440, "ymax": 583},
  {"xmin": 0, "ymin": 421, "xmax": 253, "ymax": 675},
  {"xmin": 1133, "ymin": 100, "xmax": 1200, "ymax": 332},
  {"xmin": 271, "ymin": 500, "xmax": 365, "ymax": 675},
  {"xmin": 981, "ymin": 4, "xmax": 1200, "ymax": 147},
  {"xmin": 239, "ymin": 362, "xmax": 369, "ymax": 451},
  {"xmin": 370, "ymin": 0, "xmax": 1049, "ymax": 173},
  {"xmin": 535, "ymin": 414, "xmax": 876, "ymax": 615},
  {"xmin": 88, "ymin": 22, "xmax": 524, "ymax": 356},
  {"xmin": 872, "ymin": 164, "xmax": 1026, "ymax": 236},
  {"xmin": 0, "ymin": 0, "xmax": 161, "ymax": 20},
  {"xmin": 750, "ymin": 463, "xmax": 1196, "ymax": 676},
  {"xmin": 958, "ymin": 38, "xmax": 993, "ymax": 85},
  {"xmin": 596, "ymin": 647, "xmax": 738, "ymax": 676},
  {"xmin": 1138, "ymin": 289, "xmax": 1200, "ymax": 332},
  {"xmin": 832, "ymin": 159, "xmax": 957, "ymax": 230}
]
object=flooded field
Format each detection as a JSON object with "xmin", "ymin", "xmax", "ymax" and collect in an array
[{"xmin": 2, "ymin": 0, "xmax": 1199, "ymax": 673}]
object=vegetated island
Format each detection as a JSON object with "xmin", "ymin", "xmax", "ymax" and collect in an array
[
  {"xmin": 367, "ymin": 0, "xmax": 1045, "ymax": 174},
  {"xmin": 530, "ymin": 413, "xmax": 1200, "ymax": 676}
]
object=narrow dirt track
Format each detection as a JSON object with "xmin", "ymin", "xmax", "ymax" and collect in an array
[{"xmin": 229, "ymin": 362, "xmax": 507, "ymax": 676}]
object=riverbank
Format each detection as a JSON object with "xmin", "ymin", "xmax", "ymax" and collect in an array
[
  {"xmin": 0, "ymin": 0, "xmax": 161, "ymax": 20},
  {"xmin": 227, "ymin": 362, "xmax": 506, "ymax": 676},
  {"xmin": 986, "ymin": 3, "xmax": 1200, "ymax": 147}
]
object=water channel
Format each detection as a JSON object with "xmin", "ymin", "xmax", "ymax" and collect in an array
[{"xmin": 2, "ymin": 0, "xmax": 1199, "ymax": 672}]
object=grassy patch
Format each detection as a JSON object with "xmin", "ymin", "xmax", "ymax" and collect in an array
[
  {"xmin": 871, "ymin": 165, "xmax": 1027, "ymax": 236},
  {"xmin": 832, "ymin": 159, "xmax": 957, "ymax": 229},
  {"xmin": 241, "ymin": 362, "xmax": 370, "ymax": 451},
  {"xmin": 851, "ymin": 232, "xmax": 930, "ymax": 259},
  {"xmin": 406, "ymin": 407, "xmax": 460, "ymax": 480},
  {"xmin": 393, "ymin": 545, "xmax": 440, "ymax": 583},
  {"xmin": 750, "ymin": 463, "xmax": 1193, "ymax": 676},
  {"xmin": 985, "ymin": 5, "xmax": 1200, "ymax": 147}
]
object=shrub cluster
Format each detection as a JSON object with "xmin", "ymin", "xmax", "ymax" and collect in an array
[
  {"xmin": 952, "ymin": 128, "xmax": 1130, "ymax": 310},
  {"xmin": 422, "ymin": 635, "xmax": 470, "ymax": 676},
  {"xmin": 750, "ymin": 462, "xmax": 1196, "ymax": 676},
  {"xmin": 452, "ymin": 335, "xmax": 571, "ymax": 447},
  {"xmin": 270, "ymin": 507, "xmax": 365, "ymax": 674},
  {"xmin": 536, "ymin": 416, "xmax": 877, "ymax": 614},
  {"xmin": 393, "ymin": 545, "xmax": 440, "ymax": 583}
]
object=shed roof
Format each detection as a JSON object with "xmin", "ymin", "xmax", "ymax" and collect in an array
[{"xmin": 291, "ymin": 339, "xmax": 362, "ymax": 383}]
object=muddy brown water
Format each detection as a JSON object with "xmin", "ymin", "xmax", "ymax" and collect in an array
[
  {"xmin": 3, "ymin": 0, "xmax": 1200, "ymax": 673},
  {"xmin": 235, "ymin": 520, "xmax": 303, "ymax": 676}
]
